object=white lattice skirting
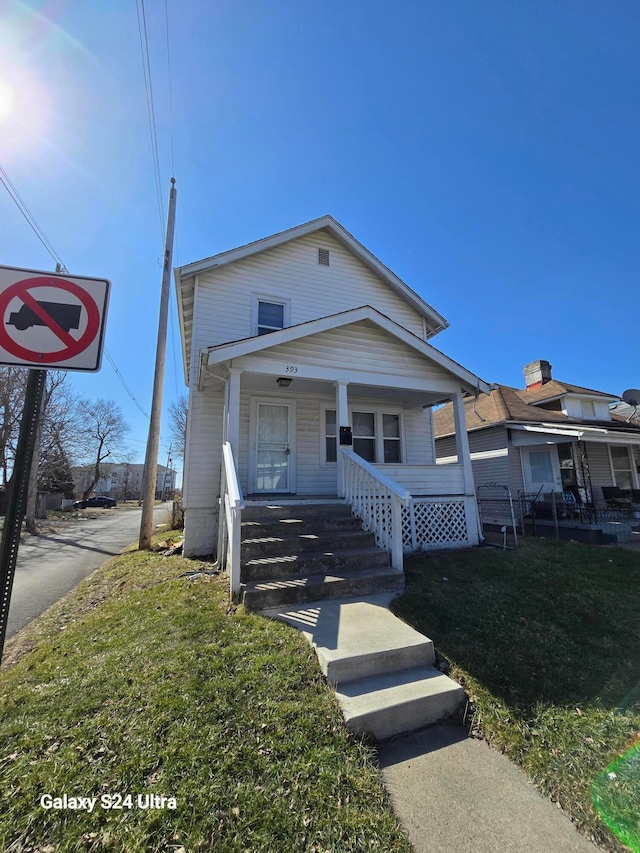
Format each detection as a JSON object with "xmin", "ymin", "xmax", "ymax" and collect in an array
[{"xmin": 402, "ymin": 499, "xmax": 468, "ymax": 551}]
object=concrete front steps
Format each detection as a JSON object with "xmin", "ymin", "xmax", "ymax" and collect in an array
[
  {"xmin": 262, "ymin": 592, "xmax": 465, "ymax": 741},
  {"xmin": 239, "ymin": 502, "xmax": 404, "ymax": 611}
]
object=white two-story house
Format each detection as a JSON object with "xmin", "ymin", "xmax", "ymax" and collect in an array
[{"xmin": 175, "ymin": 216, "xmax": 489, "ymax": 584}]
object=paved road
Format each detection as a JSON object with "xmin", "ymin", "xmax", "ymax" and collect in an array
[{"xmin": 6, "ymin": 505, "xmax": 166, "ymax": 640}]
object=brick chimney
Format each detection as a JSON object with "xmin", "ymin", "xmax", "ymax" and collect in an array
[{"xmin": 524, "ymin": 360, "xmax": 552, "ymax": 390}]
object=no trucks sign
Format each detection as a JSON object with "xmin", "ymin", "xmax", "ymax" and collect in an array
[{"xmin": 0, "ymin": 265, "xmax": 110, "ymax": 371}]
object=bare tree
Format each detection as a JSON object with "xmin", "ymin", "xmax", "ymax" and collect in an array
[
  {"xmin": 168, "ymin": 394, "xmax": 187, "ymax": 460},
  {"xmin": 25, "ymin": 372, "xmax": 78, "ymax": 532},
  {"xmin": 0, "ymin": 367, "xmax": 28, "ymax": 487},
  {"xmin": 73, "ymin": 398, "xmax": 130, "ymax": 499}
]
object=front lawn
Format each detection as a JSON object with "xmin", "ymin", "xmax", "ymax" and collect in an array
[
  {"xmin": 391, "ymin": 539, "xmax": 640, "ymax": 853},
  {"xmin": 0, "ymin": 546, "xmax": 410, "ymax": 853}
]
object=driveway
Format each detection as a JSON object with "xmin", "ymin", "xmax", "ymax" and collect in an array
[{"xmin": 5, "ymin": 504, "xmax": 167, "ymax": 640}]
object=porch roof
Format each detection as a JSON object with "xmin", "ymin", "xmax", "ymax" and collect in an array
[
  {"xmin": 201, "ymin": 305, "xmax": 490, "ymax": 398},
  {"xmin": 509, "ymin": 422, "xmax": 640, "ymax": 446}
]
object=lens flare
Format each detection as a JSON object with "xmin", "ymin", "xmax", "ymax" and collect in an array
[{"xmin": 592, "ymin": 739, "xmax": 640, "ymax": 852}]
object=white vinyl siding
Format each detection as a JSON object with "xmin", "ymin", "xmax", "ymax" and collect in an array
[
  {"xmin": 182, "ymin": 390, "xmax": 224, "ymax": 508},
  {"xmin": 377, "ymin": 464, "xmax": 464, "ymax": 494},
  {"xmin": 242, "ymin": 320, "xmax": 454, "ymax": 385},
  {"xmin": 191, "ymin": 230, "xmax": 427, "ymax": 354},
  {"xmin": 404, "ymin": 408, "xmax": 436, "ymax": 465}
]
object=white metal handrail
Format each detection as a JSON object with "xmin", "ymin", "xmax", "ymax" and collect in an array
[
  {"xmin": 340, "ymin": 447, "xmax": 409, "ymax": 571},
  {"xmin": 221, "ymin": 441, "xmax": 245, "ymax": 598}
]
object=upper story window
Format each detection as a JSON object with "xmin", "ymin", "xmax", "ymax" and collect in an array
[
  {"xmin": 252, "ymin": 296, "xmax": 290, "ymax": 336},
  {"xmin": 257, "ymin": 301, "xmax": 284, "ymax": 335}
]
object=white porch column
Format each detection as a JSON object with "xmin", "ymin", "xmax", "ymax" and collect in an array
[
  {"xmin": 336, "ymin": 381, "xmax": 349, "ymax": 497},
  {"xmin": 452, "ymin": 391, "xmax": 480, "ymax": 545},
  {"xmin": 227, "ymin": 368, "xmax": 243, "ymax": 459}
]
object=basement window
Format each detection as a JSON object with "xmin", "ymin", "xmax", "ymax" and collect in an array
[{"xmin": 318, "ymin": 248, "xmax": 330, "ymax": 266}]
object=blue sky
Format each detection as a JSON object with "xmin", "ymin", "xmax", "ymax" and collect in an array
[{"xmin": 1, "ymin": 1, "xmax": 639, "ymax": 481}]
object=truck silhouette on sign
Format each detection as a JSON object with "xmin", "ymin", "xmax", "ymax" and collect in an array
[{"xmin": 7, "ymin": 301, "xmax": 82, "ymax": 333}]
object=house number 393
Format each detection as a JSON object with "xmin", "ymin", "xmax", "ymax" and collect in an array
[{"xmin": 284, "ymin": 365, "xmax": 298, "ymax": 373}]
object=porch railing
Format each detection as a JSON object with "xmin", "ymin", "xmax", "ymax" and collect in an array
[
  {"xmin": 342, "ymin": 449, "xmax": 474, "ymax": 562},
  {"xmin": 341, "ymin": 448, "xmax": 410, "ymax": 571},
  {"xmin": 219, "ymin": 441, "xmax": 245, "ymax": 598}
]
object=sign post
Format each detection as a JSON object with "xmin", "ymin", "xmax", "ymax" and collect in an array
[
  {"xmin": 0, "ymin": 369, "xmax": 46, "ymax": 662},
  {"xmin": 0, "ymin": 265, "xmax": 110, "ymax": 664}
]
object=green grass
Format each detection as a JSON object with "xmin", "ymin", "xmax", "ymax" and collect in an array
[
  {"xmin": 391, "ymin": 539, "xmax": 640, "ymax": 852},
  {"xmin": 0, "ymin": 545, "xmax": 410, "ymax": 853}
]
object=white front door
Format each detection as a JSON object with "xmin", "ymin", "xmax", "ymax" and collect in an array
[
  {"xmin": 522, "ymin": 445, "xmax": 562, "ymax": 495},
  {"xmin": 254, "ymin": 402, "xmax": 293, "ymax": 493}
]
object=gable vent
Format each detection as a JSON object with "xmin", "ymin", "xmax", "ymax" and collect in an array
[{"xmin": 318, "ymin": 248, "xmax": 330, "ymax": 266}]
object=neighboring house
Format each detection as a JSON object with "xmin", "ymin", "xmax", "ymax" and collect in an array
[
  {"xmin": 434, "ymin": 359, "xmax": 640, "ymax": 510},
  {"xmin": 611, "ymin": 401, "xmax": 640, "ymax": 425},
  {"xmin": 174, "ymin": 215, "xmax": 490, "ymax": 562},
  {"xmin": 73, "ymin": 464, "xmax": 176, "ymax": 501}
]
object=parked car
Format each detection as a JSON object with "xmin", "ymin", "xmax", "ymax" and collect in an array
[{"xmin": 73, "ymin": 496, "xmax": 117, "ymax": 509}]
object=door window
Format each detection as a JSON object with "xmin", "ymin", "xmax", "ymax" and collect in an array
[
  {"xmin": 256, "ymin": 403, "xmax": 290, "ymax": 491},
  {"xmin": 528, "ymin": 449, "xmax": 554, "ymax": 484}
]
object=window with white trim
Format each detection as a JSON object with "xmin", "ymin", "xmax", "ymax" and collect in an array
[
  {"xmin": 323, "ymin": 409, "xmax": 402, "ymax": 464},
  {"xmin": 256, "ymin": 300, "xmax": 285, "ymax": 335},
  {"xmin": 325, "ymin": 409, "xmax": 337, "ymax": 463},
  {"xmin": 610, "ymin": 445, "xmax": 634, "ymax": 491}
]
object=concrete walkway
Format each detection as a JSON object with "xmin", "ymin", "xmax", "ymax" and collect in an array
[
  {"xmin": 264, "ymin": 592, "xmax": 599, "ymax": 852},
  {"xmin": 379, "ymin": 724, "xmax": 598, "ymax": 853}
]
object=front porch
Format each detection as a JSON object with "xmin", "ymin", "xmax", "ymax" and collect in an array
[
  {"xmin": 183, "ymin": 307, "xmax": 489, "ymax": 566},
  {"xmin": 211, "ymin": 374, "xmax": 480, "ymax": 583}
]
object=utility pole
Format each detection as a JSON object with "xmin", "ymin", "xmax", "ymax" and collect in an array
[{"xmin": 139, "ymin": 178, "xmax": 177, "ymax": 549}]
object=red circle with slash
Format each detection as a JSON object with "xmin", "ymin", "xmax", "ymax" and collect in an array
[{"xmin": 0, "ymin": 276, "xmax": 100, "ymax": 363}]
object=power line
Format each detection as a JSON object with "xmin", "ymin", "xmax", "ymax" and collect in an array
[
  {"xmin": 136, "ymin": 0, "xmax": 165, "ymax": 244},
  {"xmin": 0, "ymin": 163, "xmax": 68, "ymax": 271},
  {"xmin": 164, "ymin": 0, "xmax": 175, "ymax": 178},
  {"xmin": 103, "ymin": 351, "xmax": 149, "ymax": 418},
  {"xmin": 0, "ymin": 162, "xmax": 151, "ymax": 421}
]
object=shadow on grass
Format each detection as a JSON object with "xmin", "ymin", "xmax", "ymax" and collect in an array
[{"xmin": 390, "ymin": 540, "xmax": 640, "ymax": 711}]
